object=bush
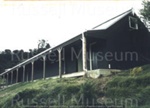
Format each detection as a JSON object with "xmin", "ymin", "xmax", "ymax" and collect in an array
[
  {"xmin": 12, "ymin": 89, "xmax": 41, "ymax": 107},
  {"xmin": 136, "ymin": 86, "xmax": 150, "ymax": 106},
  {"xmin": 130, "ymin": 67, "xmax": 143, "ymax": 76}
]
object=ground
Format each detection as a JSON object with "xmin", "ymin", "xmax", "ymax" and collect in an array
[{"xmin": 0, "ymin": 64, "xmax": 150, "ymax": 108}]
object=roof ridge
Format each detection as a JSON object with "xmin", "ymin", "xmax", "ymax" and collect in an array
[{"xmin": 92, "ymin": 8, "xmax": 133, "ymax": 30}]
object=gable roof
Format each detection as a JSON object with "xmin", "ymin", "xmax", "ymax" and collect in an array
[
  {"xmin": 0, "ymin": 9, "xmax": 134, "ymax": 76},
  {"xmin": 92, "ymin": 9, "xmax": 132, "ymax": 30}
]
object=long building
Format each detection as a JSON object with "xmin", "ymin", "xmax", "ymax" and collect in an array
[{"xmin": 0, "ymin": 9, "xmax": 150, "ymax": 85}]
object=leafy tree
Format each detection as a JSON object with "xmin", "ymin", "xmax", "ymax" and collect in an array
[
  {"xmin": 38, "ymin": 39, "xmax": 50, "ymax": 49},
  {"xmin": 4, "ymin": 49, "xmax": 11, "ymax": 54},
  {"xmin": 0, "ymin": 39, "xmax": 51, "ymax": 73},
  {"xmin": 140, "ymin": 0, "xmax": 150, "ymax": 20},
  {"xmin": 13, "ymin": 50, "xmax": 19, "ymax": 54},
  {"xmin": 45, "ymin": 43, "xmax": 51, "ymax": 49}
]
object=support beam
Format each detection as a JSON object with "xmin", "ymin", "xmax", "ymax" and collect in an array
[
  {"xmin": 0, "ymin": 75, "xmax": 2, "ymax": 83},
  {"xmin": 16, "ymin": 69, "xmax": 18, "ymax": 83},
  {"xmin": 27, "ymin": 72, "xmax": 28, "ymax": 82},
  {"xmin": 11, "ymin": 71, "xmax": 13, "ymax": 84},
  {"xmin": 1, "ymin": 75, "xmax": 3, "ymax": 88},
  {"xmin": 31, "ymin": 62, "xmax": 34, "ymax": 81},
  {"xmin": 7, "ymin": 73, "xmax": 9, "ymax": 86},
  {"xmin": 58, "ymin": 48, "xmax": 62, "ymax": 78},
  {"xmin": 23, "ymin": 65, "xmax": 25, "ymax": 82},
  {"xmin": 82, "ymin": 32, "xmax": 87, "ymax": 73},
  {"xmin": 2, "ymin": 75, "xmax": 5, "ymax": 85},
  {"xmin": 42, "ymin": 56, "xmax": 46, "ymax": 79},
  {"xmin": 2, "ymin": 75, "xmax": 5, "ymax": 88},
  {"xmin": 63, "ymin": 48, "xmax": 66, "ymax": 74},
  {"xmin": 89, "ymin": 42, "xmax": 96, "ymax": 70}
]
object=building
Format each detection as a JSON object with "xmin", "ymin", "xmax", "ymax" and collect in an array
[{"xmin": 0, "ymin": 9, "xmax": 150, "ymax": 85}]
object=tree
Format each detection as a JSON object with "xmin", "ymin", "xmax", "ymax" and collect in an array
[
  {"xmin": 140, "ymin": 0, "xmax": 150, "ymax": 20},
  {"xmin": 4, "ymin": 49, "xmax": 11, "ymax": 54},
  {"xmin": 140, "ymin": 0, "xmax": 150, "ymax": 31},
  {"xmin": 38, "ymin": 39, "xmax": 51, "ymax": 49}
]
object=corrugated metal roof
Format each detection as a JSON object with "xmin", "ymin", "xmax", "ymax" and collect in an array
[{"xmin": 92, "ymin": 9, "xmax": 132, "ymax": 30}]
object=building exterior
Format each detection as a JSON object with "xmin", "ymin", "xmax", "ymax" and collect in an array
[{"xmin": 0, "ymin": 9, "xmax": 150, "ymax": 85}]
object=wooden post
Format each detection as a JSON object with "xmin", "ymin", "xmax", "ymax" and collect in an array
[
  {"xmin": 11, "ymin": 71, "xmax": 13, "ymax": 84},
  {"xmin": 42, "ymin": 56, "xmax": 46, "ymax": 79},
  {"xmin": 0, "ymin": 75, "xmax": 2, "ymax": 83},
  {"xmin": 89, "ymin": 42, "xmax": 96, "ymax": 70},
  {"xmin": 1, "ymin": 75, "xmax": 4, "ymax": 88},
  {"xmin": 63, "ymin": 48, "xmax": 66, "ymax": 74},
  {"xmin": 3, "ymin": 75, "xmax": 5, "ymax": 88},
  {"xmin": 31, "ymin": 62, "xmax": 34, "ymax": 82},
  {"xmin": 27, "ymin": 72, "xmax": 28, "ymax": 82},
  {"xmin": 2, "ymin": 75, "xmax": 4, "ymax": 84},
  {"xmin": 58, "ymin": 48, "xmax": 62, "ymax": 78},
  {"xmin": 82, "ymin": 32, "xmax": 87, "ymax": 73},
  {"xmin": 16, "ymin": 69, "xmax": 18, "ymax": 83},
  {"xmin": 23, "ymin": 65, "xmax": 25, "ymax": 82},
  {"xmin": 7, "ymin": 73, "xmax": 9, "ymax": 86}
]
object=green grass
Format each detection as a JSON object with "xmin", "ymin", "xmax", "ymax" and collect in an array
[
  {"xmin": 0, "ymin": 65, "xmax": 150, "ymax": 108},
  {"xmin": 105, "ymin": 65, "xmax": 150, "ymax": 108}
]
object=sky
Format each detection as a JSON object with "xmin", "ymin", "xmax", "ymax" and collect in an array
[{"xmin": 0, "ymin": 0, "xmax": 143, "ymax": 52}]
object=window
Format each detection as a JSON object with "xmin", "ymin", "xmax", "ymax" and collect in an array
[{"xmin": 129, "ymin": 16, "xmax": 138, "ymax": 30}]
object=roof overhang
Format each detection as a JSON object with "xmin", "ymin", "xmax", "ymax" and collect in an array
[{"xmin": 0, "ymin": 34, "xmax": 82, "ymax": 76}]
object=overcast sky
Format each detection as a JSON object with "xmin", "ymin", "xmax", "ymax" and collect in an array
[{"xmin": 0, "ymin": 0, "xmax": 143, "ymax": 51}]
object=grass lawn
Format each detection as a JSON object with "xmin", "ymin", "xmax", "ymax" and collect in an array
[{"xmin": 0, "ymin": 65, "xmax": 150, "ymax": 108}]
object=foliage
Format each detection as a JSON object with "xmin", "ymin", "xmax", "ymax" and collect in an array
[
  {"xmin": 130, "ymin": 67, "xmax": 143, "ymax": 76},
  {"xmin": 140, "ymin": 0, "xmax": 150, "ymax": 20},
  {"xmin": 38, "ymin": 39, "xmax": 50, "ymax": 49},
  {"xmin": 0, "ymin": 39, "xmax": 50, "ymax": 73},
  {"xmin": 105, "ymin": 66, "xmax": 150, "ymax": 107}
]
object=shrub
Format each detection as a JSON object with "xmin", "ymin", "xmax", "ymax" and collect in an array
[{"xmin": 130, "ymin": 67, "xmax": 143, "ymax": 76}]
